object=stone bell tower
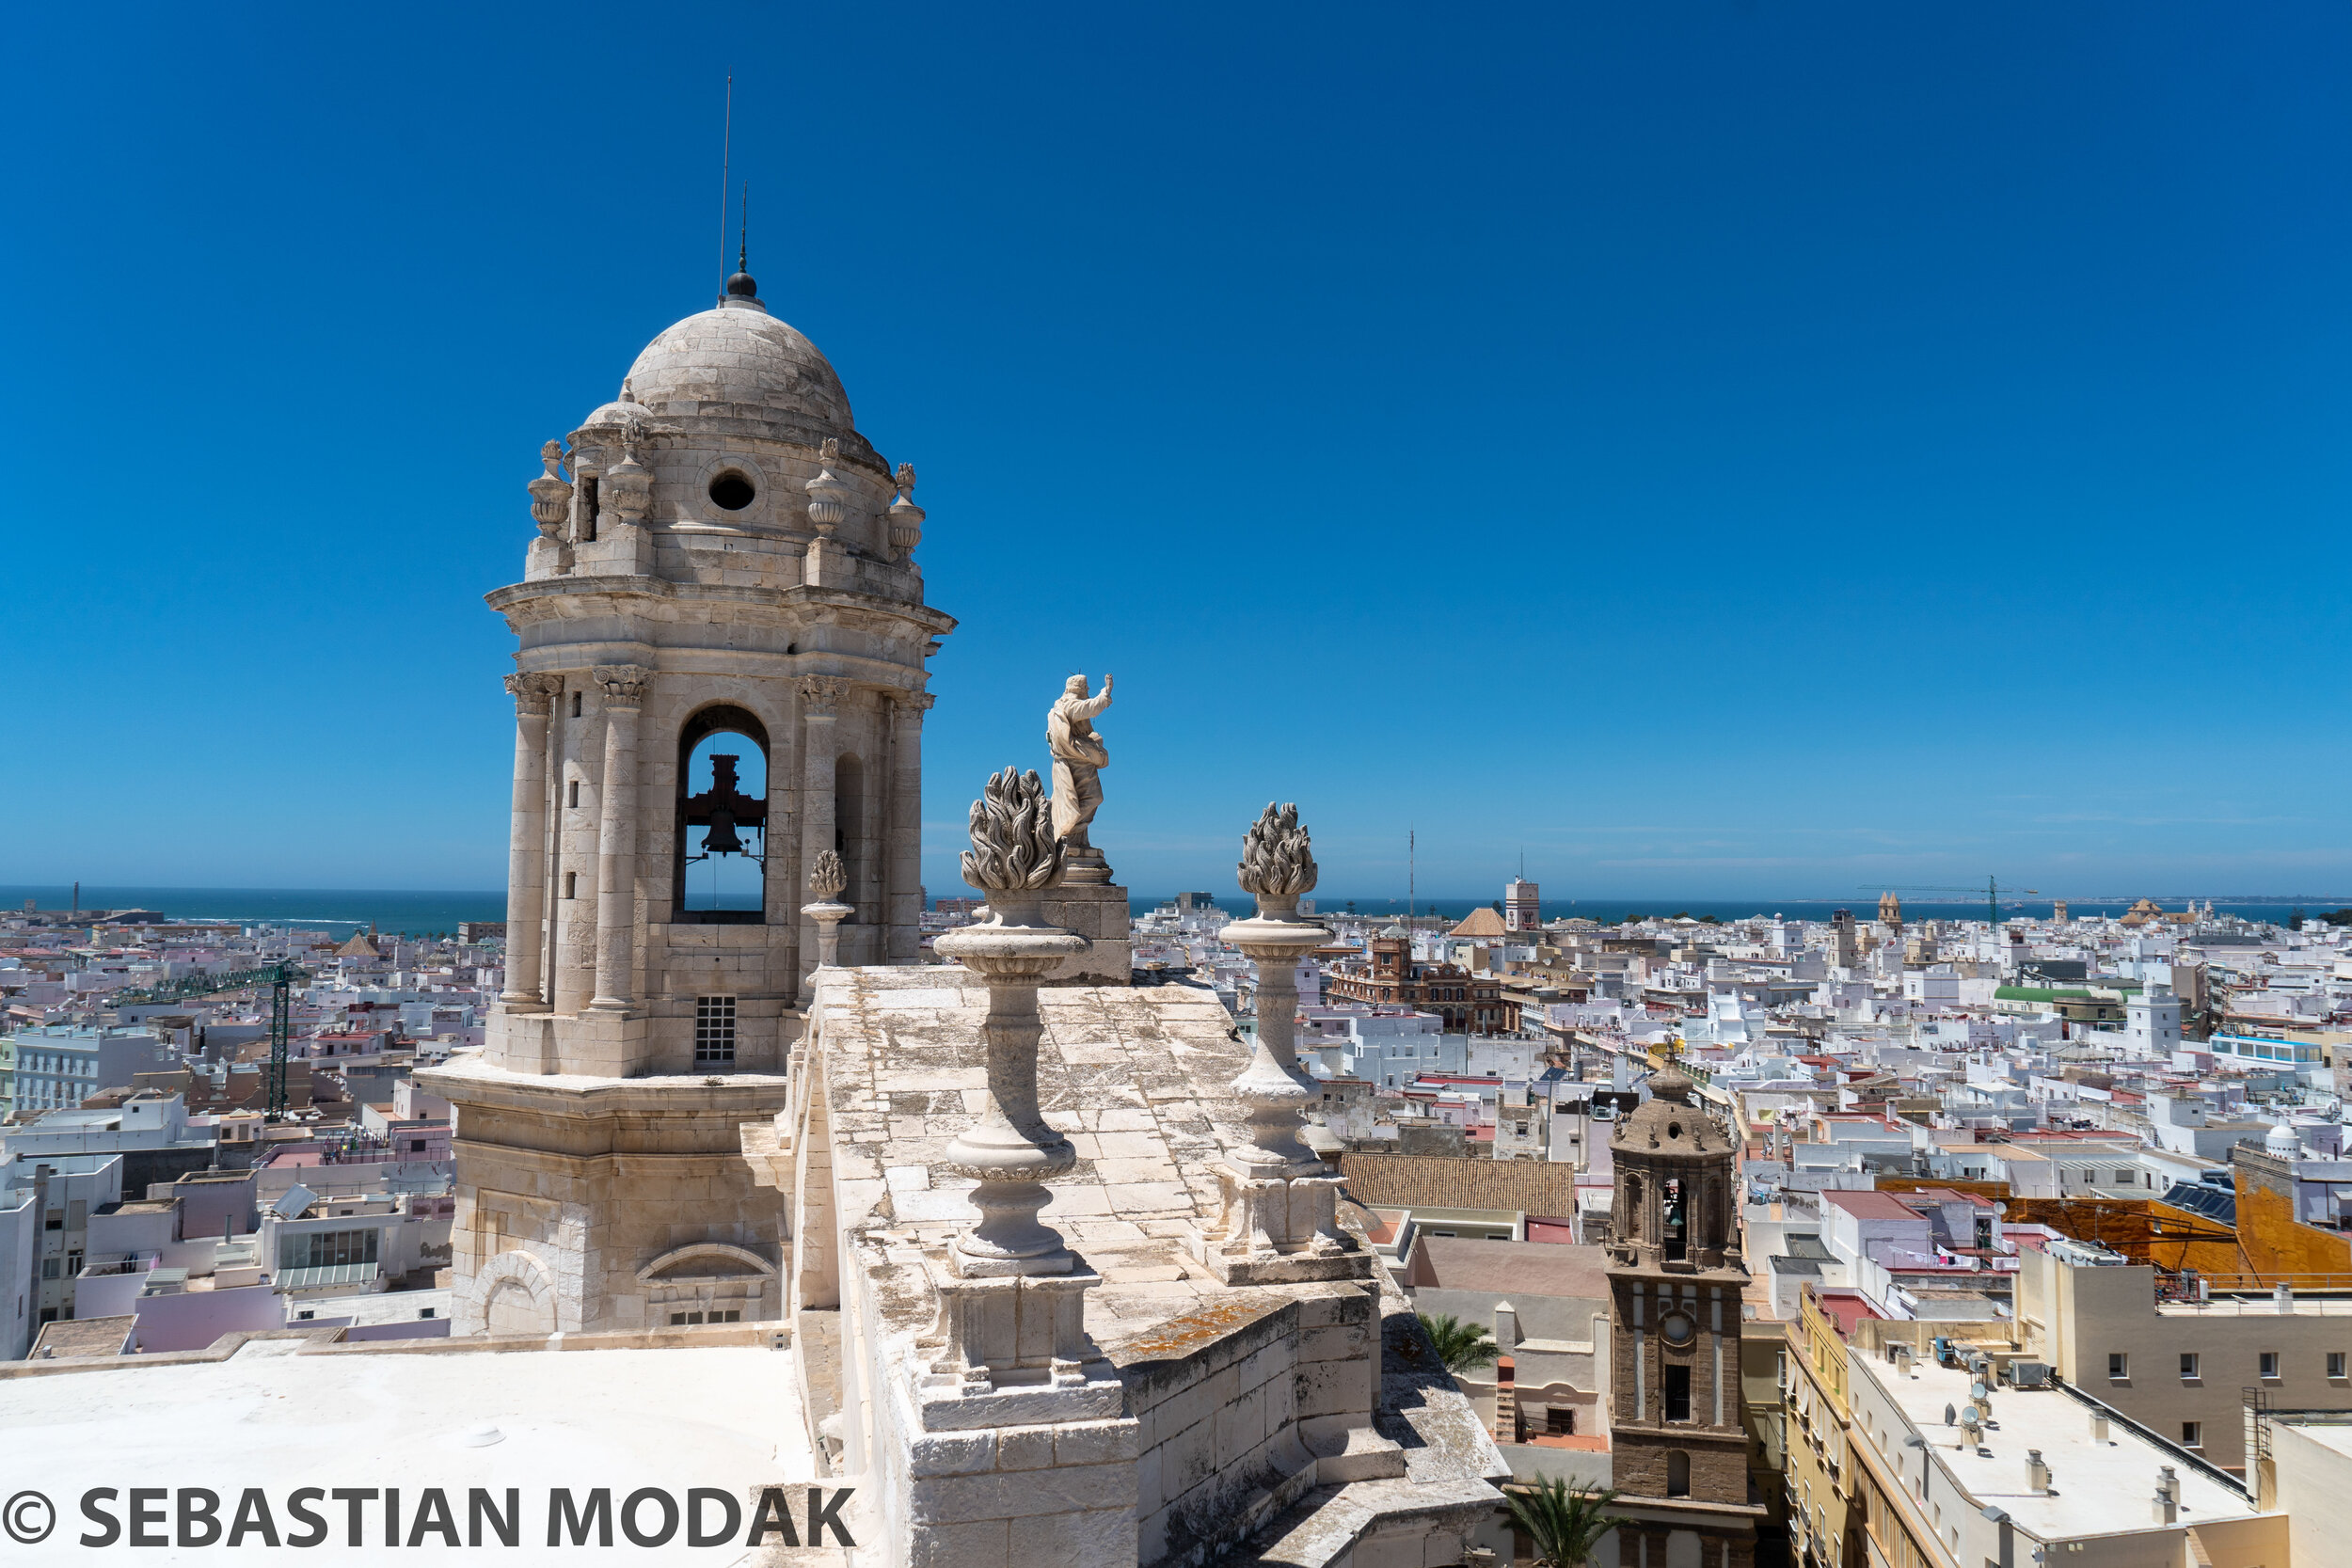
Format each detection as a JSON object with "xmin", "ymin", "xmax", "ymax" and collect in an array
[
  {"xmin": 422, "ymin": 260, "xmax": 955, "ymax": 1337},
  {"xmin": 1604, "ymin": 1066, "xmax": 1762, "ymax": 1568}
]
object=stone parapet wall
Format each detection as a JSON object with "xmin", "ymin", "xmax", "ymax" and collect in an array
[
  {"xmin": 796, "ymin": 968, "xmax": 1509, "ymax": 1566},
  {"xmin": 1114, "ymin": 1287, "xmax": 1367, "ymax": 1567}
]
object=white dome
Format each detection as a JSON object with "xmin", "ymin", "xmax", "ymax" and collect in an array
[
  {"xmin": 618, "ymin": 296, "xmax": 868, "ymax": 457},
  {"xmin": 2265, "ymin": 1122, "xmax": 2303, "ymax": 1158}
]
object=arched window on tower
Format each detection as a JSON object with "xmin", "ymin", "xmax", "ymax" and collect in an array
[
  {"xmin": 834, "ymin": 753, "xmax": 866, "ymax": 921},
  {"xmin": 675, "ymin": 705, "xmax": 770, "ymax": 926},
  {"xmin": 1666, "ymin": 1449, "xmax": 1691, "ymax": 1497},
  {"xmin": 1663, "ymin": 1177, "xmax": 1687, "ymax": 1262}
]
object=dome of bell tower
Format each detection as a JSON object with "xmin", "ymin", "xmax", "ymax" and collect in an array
[{"xmin": 620, "ymin": 294, "xmax": 862, "ymax": 451}]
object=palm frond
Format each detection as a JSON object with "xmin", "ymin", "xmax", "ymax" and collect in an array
[
  {"xmin": 1414, "ymin": 1310, "xmax": 1499, "ymax": 1373},
  {"xmin": 1504, "ymin": 1478, "xmax": 1621, "ymax": 1568}
]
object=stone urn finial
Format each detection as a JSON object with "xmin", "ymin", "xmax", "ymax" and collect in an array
[
  {"xmin": 931, "ymin": 768, "xmax": 1089, "ymax": 1275},
  {"xmin": 805, "ymin": 436, "xmax": 848, "ymax": 539},
  {"xmin": 887, "ymin": 461, "xmax": 924, "ymax": 562},
  {"xmin": 801, "ymin": 848, "xmax": 853, "ymax": 968},
  {"xmin": 527, "ymin": 440, "xmax": 572, "ymax": 540},
  {"xmin": 602, "ymin": 418, "xmax": 654, "ymax": 523}
]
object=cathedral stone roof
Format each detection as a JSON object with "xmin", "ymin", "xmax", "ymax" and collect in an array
[{"xmin": 619, "ymin": 298, "xmax": 871, "ymax": 459}]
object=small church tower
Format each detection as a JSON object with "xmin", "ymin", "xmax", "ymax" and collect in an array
[{"xmin": 1605, "ymin": 1065, "xmax": 1760, "ymax": 1567}]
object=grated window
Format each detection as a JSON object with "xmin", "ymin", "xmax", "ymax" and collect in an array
[{"xmin": 695, "ymin": 996, "xmax": 738, "ymax": 1065}]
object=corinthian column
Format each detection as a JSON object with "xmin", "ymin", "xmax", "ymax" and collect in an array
[
  {"xmin": 886, "ymin": 690, "xmax": 932, "ymax": 962},
  {"xmin": 500, "ymin": 673, "xmax": 563, "ymax": 1010},
  {"xmin": 797, "ymin": 676, "xmax": 850, "ymax": 990},
  {"xmin": 589, "ymin": 665, "xmax": 649, "ymax": 1011}
]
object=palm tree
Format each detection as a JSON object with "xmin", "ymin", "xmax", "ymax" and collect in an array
[
  {"xmin": 1505, "ymin": 1478, "xmax": 1620, "ymax": 1568},
  {"xmin": 1415, "ymin": 1311, "xmax": 1498, "ymax": 1373}
]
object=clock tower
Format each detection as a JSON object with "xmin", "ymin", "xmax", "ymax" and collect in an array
[{"xmin": 1604, "ymin": 1065, "xmax": 1763, "ymax": 1568}]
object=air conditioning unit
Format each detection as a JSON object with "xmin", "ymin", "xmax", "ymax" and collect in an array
[{"xmin": 2010, "ymin": 1360, "xmax": 2050, "ymax": 1388}]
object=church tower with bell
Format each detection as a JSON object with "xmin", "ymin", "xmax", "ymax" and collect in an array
[
  {"xmin": 1603, "ymin": 1064, "xmax": 1762, "ymax": 1568},
  {"xmin": 421, "ymin": 257, "xmax": 954, "ymax": 1336}
]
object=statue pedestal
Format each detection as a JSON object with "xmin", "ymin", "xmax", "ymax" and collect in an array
[
  {"xmin": 1187, "ymin": 1158, "xmax": 1373, "ymax": 1285},
  {"xmin": 912, "ymin": 1253, "xmax": 1123, "ymax": 1428},
  {"xmin": 1058, "ymin": 844, "xmax": 1113, "ymax": 884},
  {"xmin": 1041, "ymin": 879, "xmax": 1132, "ymax": 986}
]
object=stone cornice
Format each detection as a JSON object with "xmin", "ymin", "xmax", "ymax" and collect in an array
[
  {"xmin": 418, "ymin": 1056, "xmax": 791, "ymax": 1119},
  {"xmin": 485, "ymin": 575, "xmax": 957, "ymax": 638}
]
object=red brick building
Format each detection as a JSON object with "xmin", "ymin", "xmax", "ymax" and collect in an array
[{"xmin": 1322, "ymin": 927, "xmax": 1521, "ymax": 1034}]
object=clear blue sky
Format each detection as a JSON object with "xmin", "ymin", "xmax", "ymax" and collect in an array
[{"xmin": 7, "ymin": 4, "xmax": 2349, "ymax": 901}]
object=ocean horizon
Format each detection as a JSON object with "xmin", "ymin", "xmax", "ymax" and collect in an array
[{"xmin": 0, "ymin": 884, "xmax": 2326, "ymax": 938}]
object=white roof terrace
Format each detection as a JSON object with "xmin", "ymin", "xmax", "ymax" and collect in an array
[{"xmin": 1846, "ymin": 1347, "xmax": 2280, "ymax": 1564}]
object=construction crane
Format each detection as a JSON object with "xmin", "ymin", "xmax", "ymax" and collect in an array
[
  {"xmin": 263, "ymin": 960, "xmax": 308, "ymax": 1122},
  {"xmin": 1862, "ymin": 878, "xmax": 2039, "ymax": 928}
]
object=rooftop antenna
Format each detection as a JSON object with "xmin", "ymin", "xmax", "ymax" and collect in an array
[
  {"xmin": 1408, "ymin": 829, "xmax": 1416, "ymax": 925},
  {"xmin": 739, "ymin": 182, "xmax": 749, "ymax": 277},
  {"xmin": 716, "ymin": 75, "xmax": 733, "ymax": 303}
]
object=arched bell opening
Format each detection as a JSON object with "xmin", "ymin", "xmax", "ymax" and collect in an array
[
  {"xmin": 675, "ymin": 704, "xmax": 771, "ymax": 926},
  {"xmin": 834, "ymin": 752, "xmax": 866, "ymax": 919},
  {"xmin": 1662, "ymin": 1175, "xmax": 1687, "ymax": 1262}
]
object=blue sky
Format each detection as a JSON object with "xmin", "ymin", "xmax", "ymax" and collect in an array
[{"xmin": 6, "ymin": 4, "xmax": 2349, "ymax": 901}]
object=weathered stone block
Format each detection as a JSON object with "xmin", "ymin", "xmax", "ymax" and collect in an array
[
  {"xmin": 1054, "ymin": 1418, "xmax": 1142, "ymax": 1466},
  {"xmin": 907, "ymin": 1428, "xmax": 998, "ymax": 1478},
  {"xmin": 994, "ymin": 1425, "xmax": 1057, "ymax": 1471},
  {"xmin": 1014, "ymin": 1505, "xmax": 1139, "ymax": 1568},
  {"xmin": 907, "ymin": 1517, "xmax": 1010, "ymax": 1568},
  {"xmin": 1298, "ymin": 1322, "xmax": 1368, "ymax": 1364},
  {"xmin": 1215, "ymin": 1380, "xmax": 1268, "ymax": 1456}
]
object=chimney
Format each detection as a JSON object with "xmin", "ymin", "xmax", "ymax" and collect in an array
[
  {"xmin": 2156, "ymin": 1465, "xmax": 2179, "ymax": 1504},
  {"xmin": 2276, "ymin": 1283, "xmax": 2295, "ymax": 1315},
  {"xmin": 2026, "ymin": 1450, "xmax": 2051, "ymax": 1495},
  {"xmin": 2090, "ymin": 1413, "xmax": 2110, "ymax": 1443},
  {"xmin": 2151, "ymin": 1493, "xmax": 2177, "ymax": 1525}
]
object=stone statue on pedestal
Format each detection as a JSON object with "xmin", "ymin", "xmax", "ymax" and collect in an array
[{"xmin": 1046, "ymin": 673, "xmax": 1113, "ymax": 881}]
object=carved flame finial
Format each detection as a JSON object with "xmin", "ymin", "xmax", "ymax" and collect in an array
[
  {"xmin": 894, "ymin": 461, "xmax": 916, "ymax": 499},
  {"xmin": 1237, "ymin": 802, "xmax": 1317, "ymax": 899},
  {"xmin": 809, "ymin": 848, "xmax": 848, "ymax": 901},
  {"xmin": 961, "ymin": 768, "xmax": 1064, "ymax": 894}
]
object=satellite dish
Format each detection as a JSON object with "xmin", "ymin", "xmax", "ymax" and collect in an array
[{"xmin": 1970, "ymin": 1380, "xmax": 1990, "ymax": 1401}]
